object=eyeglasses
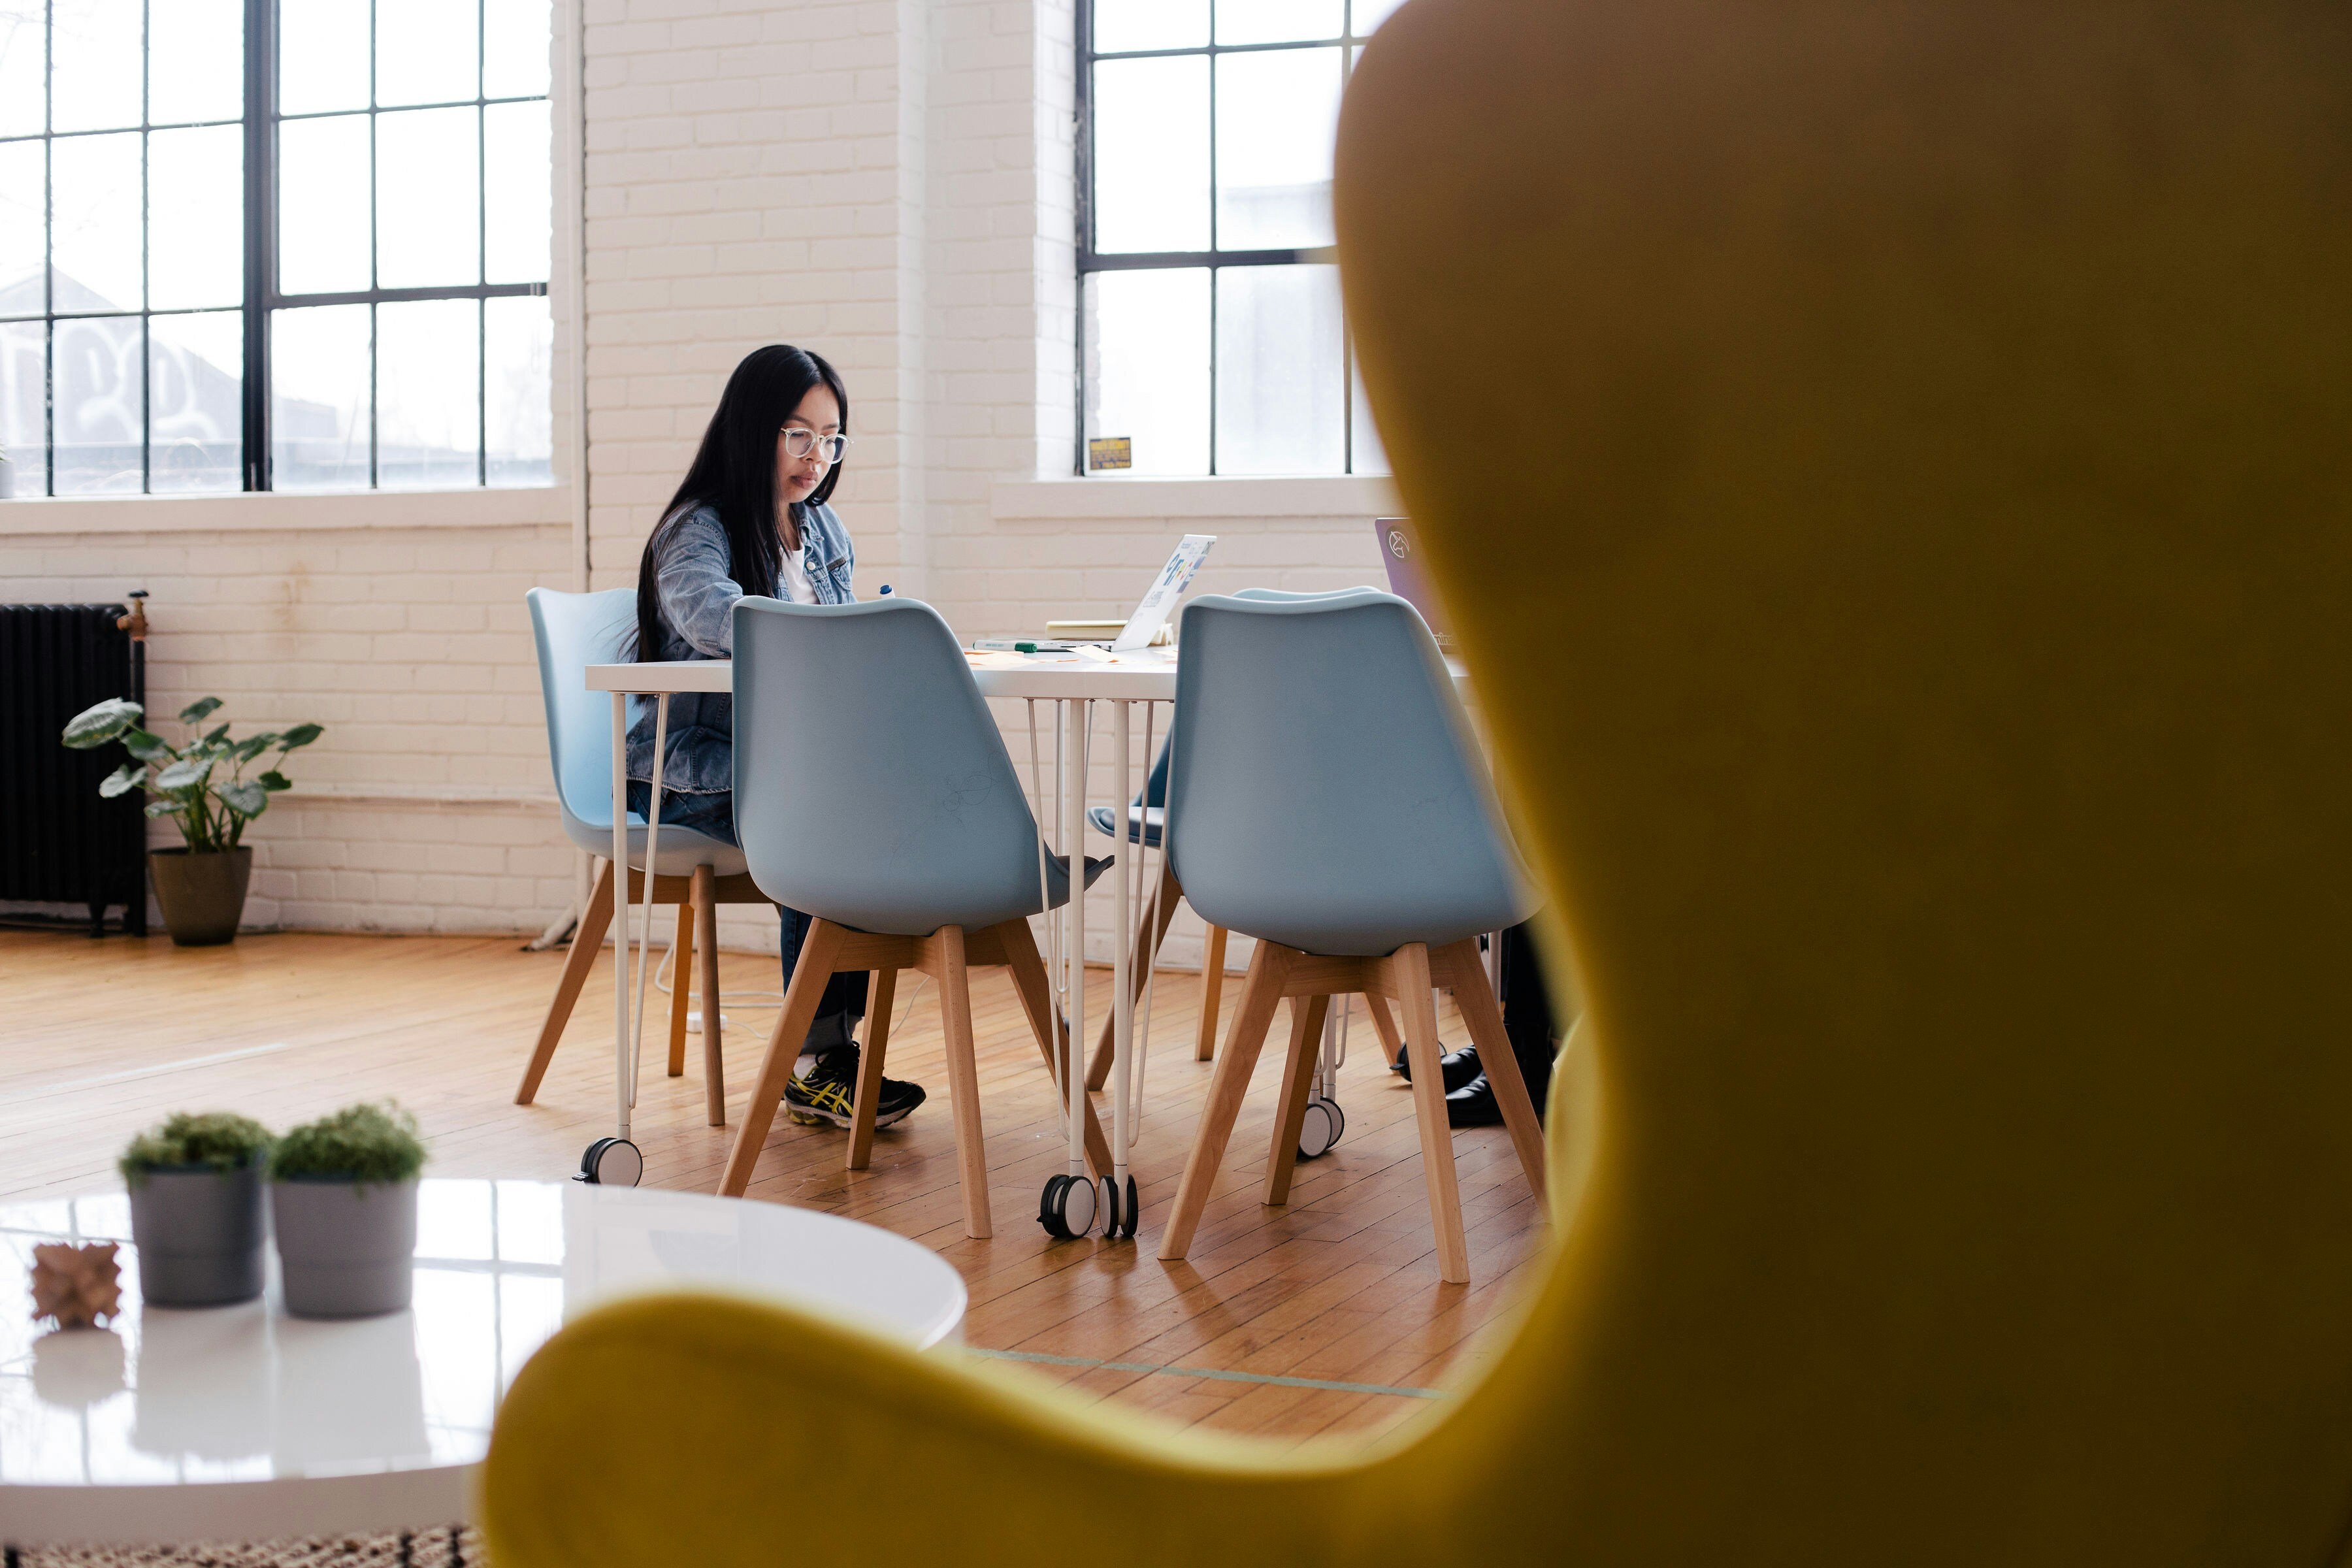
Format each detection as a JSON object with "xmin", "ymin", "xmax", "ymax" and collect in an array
[{"xmin": 781, "ymin": 429, "xmax": 849, "ymax": 463}]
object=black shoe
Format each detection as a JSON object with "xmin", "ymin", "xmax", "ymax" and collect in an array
[
  {"xmin": 1445, "ymin": 1072, "xmax": 1505, "ymax": 1128},
  {"xmin": 785, "ymin": 1047, "xmax": 927, "ymax": 1130},
  {"xmin": 1392, "ymin": 1041, "xmax": 1483, "ymax": 1095}
]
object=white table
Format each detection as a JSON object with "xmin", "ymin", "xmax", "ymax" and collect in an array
[
  {"xmin": 588, "ymin": 648, "xmax": 1186, "ymax": 1239},
  {"xmin": 0, "ymin": 1178, "xmax": 964, "ymax": 1548}
]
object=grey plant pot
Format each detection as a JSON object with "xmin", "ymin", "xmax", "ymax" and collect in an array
[
  {"xmin": 127, "ymin": 1164, "xmax": 267, "ymax": 1307},
  {"xmin": 269, "ymin": 1177, "xmax": 419, "ymax": 1318}
]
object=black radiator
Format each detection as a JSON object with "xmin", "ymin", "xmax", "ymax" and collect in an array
[{"xmin": 1, "ymin": 598, "xmax": 149, "ymax": 934}]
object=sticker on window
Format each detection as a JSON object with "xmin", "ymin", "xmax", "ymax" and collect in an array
[{"xmin": 1087, "ymin": 436, "xmax": 1133, "ymax": 471}]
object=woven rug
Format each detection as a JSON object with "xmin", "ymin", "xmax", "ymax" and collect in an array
[{"xmin": 4, "ymin": 1529, "xmax": 480, "ymax": 1567}]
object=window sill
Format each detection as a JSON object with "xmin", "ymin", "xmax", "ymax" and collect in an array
[
  {"xmin": 0, "ymin": 485, "xmax": 574, "ymax": 538},
  {"xmin": 990, "ymin": 474, "xmax": 1399, "ymax": 524}
]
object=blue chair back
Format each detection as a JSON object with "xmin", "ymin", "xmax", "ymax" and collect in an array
[
  {"xmin": 527, "ymin": 586, "xmax": 637, "ymax": 835},
  {"xmin": 732, "ymin": 596, "xmax": 1062, "ymax": 935},
  {"xmin": 1166, "ymin": 591, "xmax": 1532, "ymax": 956}
]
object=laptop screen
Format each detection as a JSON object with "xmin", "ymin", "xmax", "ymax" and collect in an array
[{"xmin": 1374, "ymin": 517, "xmax": 1450, "ymax": 644}]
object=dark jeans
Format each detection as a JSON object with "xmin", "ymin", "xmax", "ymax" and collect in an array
[
  {"xmin": 1495, "ymin": 921, "xmax": 1559, "ymax": 1117},
  {"xmin": 625, "ymin": 781, "xmax": 868, "ymax": 1047}
]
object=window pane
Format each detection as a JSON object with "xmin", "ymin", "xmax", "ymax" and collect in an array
[
  {"xmin": 272, "ymin": 302, "xmax": 370, "ymax": 489},
  {"xmin": 1216, "ymin": 48, "xmax": 1341, "ymax": 251},
  {"xmin": 1350, "ymin": 355, "xmax": 1388, "ymax": 474},
  {"xmin": 1350, "ymin": 0, "xmax": 1409, "ymax": 36},
  {"xmin": 1092, "ymin": 0, "xmax": 1205, "ymax": 53},
  {"xmin": 0, "ymin": 139, "xmax": 43, "ymax": 311},
  {"xmin": 1085, "ymin": 268, "xmax": 1207, "ymax": 476},
  {"xmin": 54, "ymin": 314, "xmax": 142, "ymax": 492},
  {"xmin": 52, "ymin": 131, "xmax": 142, "ymax": 311},
  {"xmin": 1092, "ymin": 56, "xmax": 1207, "ymax": 254},
  {"xmin": 485, "ymin": 293, "xmax": 549, "ymax": 486},
  {"xmin": 1217, "ymin": 0, "xmax": 1341, "ymax": 46},
  {"xmin": 149, "ymin": 0, "xmax": 242, "ymax": 126},
  {"xmin": 279, "ymin": 112, "xmax": 372, "ymax": 293},
  {"xmin": 51, "ymin": 0, "xmax": 140, "ymax": 133},
  {"xmin": 0, "ymin": 7, "xmax": 44, "ymax": 137},
  {"xmin": 376, "ymin": 106, "xmax": 479, "ymax": 287},
  {"xmin": 1217, "ymin": 264, "xmax": 1343, "ymax": 474},
  {"xmin": 379, "ymin": 0, "xmax": 478, "ymax": 107},
  {"xmin": 483, "ymin": 0, "xmax": 551, "ymax": 98},
  {"xmin": 0, "ymin": 320, "xmax": 45, "ymax": 492},
  {"xmin": 484, "ymin": 99, "xmax": 549, "ymax": 282},
  {"xmin": 378, "ymin": 297, "xmax": 478, "ymax": 489},
  {"xmin": 149, "ymin": 309, "xmax": 240, "ymax": 492},
  {"xmin": 280, "ymin": 0, "xmax": 370, "ymax": 116},
  {"xmin": 149, "ymin": 124, "xmax": 244, "ymax": 310}
]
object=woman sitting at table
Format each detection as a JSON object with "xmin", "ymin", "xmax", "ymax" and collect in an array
[{"xmin": 624, "ymin": 344, "xmax": 928, "ymax": 1133}]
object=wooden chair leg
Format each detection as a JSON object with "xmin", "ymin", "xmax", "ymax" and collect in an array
[
  {"xmin": 1362, "ymin": 987, "xmax": 1403, "ymax": 1064},
  {"xmin": 717, "ymin": 919, "xmax": 847, "ymax": 1198},
  {"xmin": 666, "ymin": 901, "xmax": 693, "ymax": 1077},
  {"xmin": 847, "ymin": 966, "xmax": 899, "ymax": 1171},
  {"xmin": 1442, "ymin": 938, "xmax": 1549, "ymax": 1212},
  {"xmin": 516, "ymin": 858, "xmax": 615, "ymax": 1105},
  {"xmin": 993, "ymin": 919, "xmax": 1116, "ymax": 1178},
  {"xmin": 1194, "ymin": 924, "xmax": 1229, "ymax": 1061},
  {"xmin": 1394, "ymin": 942, "xmax": 1470, "ymax": 1284},
  {"xmin": 693, "ymin": 865, "xmax": 723, "ymax": 1126},
  {"xmin": 1264, "ymin": 992, "xmax": 1331, "ymax": 1206},
  {"xmin": 930, "ymin": 927, "xmax": 993, "ymax": 1239},
  {"xmin": 1086, "ymin": 863, "xmax": 1185, "ymax": 1090},
  {"xmin": 1157, "ymin": 941, "xmax": 1296, "ymax": 1262}
]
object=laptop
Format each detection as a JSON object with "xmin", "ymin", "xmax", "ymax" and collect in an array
[
  {"xmin": 972, "ymin": 534, "xmax": 1217, "ymax": 654},
  {"xmin": 1374, "ymin": 517, "xmax": 1453, "ymax": 647}
]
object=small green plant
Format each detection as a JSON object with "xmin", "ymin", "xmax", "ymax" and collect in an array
[
  {"xmin": 61, "ymin": 696, "xmax": 323, "ymax": 854},
  {"xmin": 119, "ymin": 1112, "xmax": 274, "ymax": 1186},
  {"xmin": 270, "ymin": 1102, "xmax": 429, "ymax": 1186}
]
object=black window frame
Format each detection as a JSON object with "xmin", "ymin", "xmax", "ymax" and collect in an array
[
  {"xmin": 1074, "ymin": 1, "xmax": 1386, "ymax": 478},
  {"xmin": 0, "ymin": 0, "xmax": 551, "ymax": 497}
]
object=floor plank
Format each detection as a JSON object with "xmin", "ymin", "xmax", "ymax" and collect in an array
[{"xmin": 0, "ymin": 928, "xmax": 1549, "ymax": 1442}]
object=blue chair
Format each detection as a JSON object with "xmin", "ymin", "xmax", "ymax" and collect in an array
[
  {"xmin": 1154, "ymin": 591, "xmax": 1548, "ymax": 1283},
  {"xmin": 516, "ymin": 587, "xmax": 770, "ymax": 1128},
  {"xmin": 715, "ymin": 596, "xmax": 1113, "ymax": 1237},
  {"xmin": 1081, "ymin": 588, "xmax": 1407, "ymax": 1083}
]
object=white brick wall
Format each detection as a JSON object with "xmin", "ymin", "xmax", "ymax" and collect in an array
[{"xmin": 2, "ymin": 0, "xmax": 1397, "ymax": 962}]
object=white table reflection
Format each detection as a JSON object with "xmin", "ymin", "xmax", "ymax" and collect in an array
[{"xmin": 0, "ymin": 1179, "xmax": 965, "ymax": 1546}]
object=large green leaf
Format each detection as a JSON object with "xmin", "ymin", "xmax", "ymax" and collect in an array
[
  {"xmin": 258, "ymin": 770, "xmax": 292, "ymax": 791},
  {"xmin": 152, "ymin": 756, "xmax": 216, "ymax": 794},
  {"xmin": 201, "ymin": 721, "xmax": 231, "ymax": 746},
  {"xmin": 218, "ymin": 780, "xmax": 269, "ymax": 816},
  {"xmin": 99, "ymin": 762, "xmax": 147, "ymax": 798},
  {"xmin": 144, "ymin": 800, "xmax": 185, "ymax": 819},
  {"xmin": 278, "ymin": 723, "xmax": 324, "ymax": 749},
  {"xmin": 230, "ymin": 732, "xmax": 280, "ymax": 762},
  {"xmin": 62, "ymin": 698, "xmax": 142, "ymax": 749},
  {"xmin": 178, "ymin": 696, "xmax": 223, "ymax": 725},
  {"xmin": 122, "ymin": 728, "xmax": 174, "ymax": 762}
]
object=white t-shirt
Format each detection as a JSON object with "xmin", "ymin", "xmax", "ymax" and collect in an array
[{"xmin": 777, "ymin": 544, "xmax": 815, "ymax": 604}]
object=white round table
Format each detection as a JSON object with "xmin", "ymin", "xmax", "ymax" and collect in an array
[{"xmin": 0, "ymin": 1178, "xmax": 965, "ymax": 1548}]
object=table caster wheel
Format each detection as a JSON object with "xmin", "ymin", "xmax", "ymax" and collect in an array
[
  {"xmin": 1038, "ymin": 1172, "xmax": 1098, "ymax": 1239},
  {"xmin": 1297, "ymin": 1097, "xmax": 1344, "ymax": 1160},
  {"xmin": 1101, "ymin": 1175, "xmax": 1141, "ymax": 1240},
  {"xmin": 576, "ymin": 1136, "xmax": 642, "ymax": 1186}
]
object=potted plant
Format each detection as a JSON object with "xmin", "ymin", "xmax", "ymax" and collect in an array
[
  {"xmin": 120, "ymin": 1112, "xmax": 274, "ymax": 1308},
  {"xmin": 61, "ymin": 696, "xmax": 323, "ymax": 946},
  {"xmin": 268, "ymin": 1102, "xmax": 427, "ymax": 1319}
]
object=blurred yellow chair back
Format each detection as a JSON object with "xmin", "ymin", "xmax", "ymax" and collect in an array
[{"xmin": 482, "ymin": 3, "xmax": 2352, "ymax": 1562}]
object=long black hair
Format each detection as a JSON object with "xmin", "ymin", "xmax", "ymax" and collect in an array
[{"xmin": 632, "ymin": 344, "xmax": 849, "ymax": 661}]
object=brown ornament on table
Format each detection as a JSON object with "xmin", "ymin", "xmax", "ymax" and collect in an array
[{"xmin": 31, "ymin": 1240, "xmax": 123, "ymax": 1330}]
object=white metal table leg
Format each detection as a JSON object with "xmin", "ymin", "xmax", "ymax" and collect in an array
[
  {"xmin": 610, "ymin": 693, "xmax": 630, "ymax": 1142},
  {"xmin": 1109, "ymin": 698, "xmax": 1134, "ymax": 1235}
]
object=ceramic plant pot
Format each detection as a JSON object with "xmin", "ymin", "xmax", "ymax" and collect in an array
[
  {"xmin": 127, "ymin": 1163, "xmax": 267, "ymax": 1307},
  {"xmin": 149, "ymin": 847, "xmax": 253, "ymax": 947},
  {"xmin": 270, "ymin": 1177, "xmax": 419, "ymax": 1318}
]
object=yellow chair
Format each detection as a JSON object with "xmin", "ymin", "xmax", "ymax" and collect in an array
[{"xmin": 480, "ymin": 2, "xmax": 2352, "ymax": 1562}]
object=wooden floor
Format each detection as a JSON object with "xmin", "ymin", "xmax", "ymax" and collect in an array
[{"xmin": 0, "ymin": 927, "xmax": 1550, "ymax": 1445}]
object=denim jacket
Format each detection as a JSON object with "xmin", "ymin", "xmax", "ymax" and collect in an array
[{"xmin": 625, "ymin": 500, "xmax": 856, "ymax": 794}]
